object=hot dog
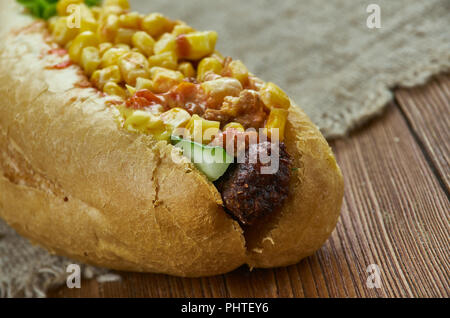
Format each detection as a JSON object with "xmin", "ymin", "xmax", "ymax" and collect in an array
[{"xmin": 0, "ymin": 0, "xmax": 344, "ymax": 277}]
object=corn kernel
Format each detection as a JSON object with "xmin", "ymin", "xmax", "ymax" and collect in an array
[
  {"xmin": 69, "ymin": 31, "xmax": 98, "ymax": 64},
  {"xmin": 265, "ymin": 108, "xmax": 288, "ymax": 141},
  {"xmin": 118, "ymin": 12, "xmax": 142, "ymax": 29},
  {"xmin": 160, "ymin": 108, "xmax": 192, "ymax": 130},
  {"xmin": 151, "ymin": 130, "xmax": 172, "ymax": 141},
  {"xmin": 151, "ymin": 67, "xmax": 184, "ymax": 93},
  {"xmin": 227, "ymin": 60, "xmax": 249, "ymax": 85},
  {"xmin": 99, "ymin": 42, "xmax": 113, "ymax": 56},
  {"xmin": 154, "ymin": 33, "xmax": 176, "ymax": 55},
  {"xmin": 126, "ymin": 84, "xmax": 136, "ymax": 96},
  {"xmin": 124, "ymin": 110, "xmax": 152, "ymax": 130},
  {"xmin": 48, "ymin": 16, "xmax": 58, "ymax": 33},
  {"xmin": 115, "ymin": 43, "xmax": 130, "ymax": 50},
  {"xmin": 104, "ymin": 0, "xmax": 130, "ymax": 9},
  {"xmin": 101, "ymin": 65, "xmax": 122, "ymax": 83},
  {"xmin": 224, "ymin": 122, "xmax": 245, "ymax": 132},
  {"xmin": 186, "ymin": 114, "xmax": 221, "ymax": 144},
  {"xmin": 143, "ymin": 114, "xmax": 165, "ymax": 130},
  {"xmin": 117, "ymin": 104, "xmax": 134, "ymax": 121},
  {"xmin": 148, "ymin": 51, "xmax": 178, "ymax": 70},
  {"xmin": 178, "ymin": 62, "xmax": 196, "ymax": 78},
  {"xmin": 81, "ymin": 46, "xmax": 101, "ymax": 76},
  {"xmin": 260, "ymin": 82, "xmax": 291, "ymax": 110},
  {"xmin": 131, "ymin": 31, "xmax": 155, "ymax": 56},
  {"xmin": 115, "ymin": 28, "xmax": 138, "ymax": 45},
  {"xmin": 118, "ymin": 52, "xmax": 150, "ymax": 86},
  {"xmin": 124, "ymin": 110, "xmax": 166, "ymax": 136},
  {"xmin": 149, "ymin": 105, "xmax": 166, "ymax": 116},
  {"xmin": 197, "ymin": 57, "xmax": 223, "ymax": 82},
  {"xmin": 119, "ymin": 107, "xmax": 169, "ymax": 139},
  {"xmin": 65, "ymin": 40, "xmax": 73, "ymax": 50},
  {"xmin": 97, "ymin": 14, "xmax": 119, "ymax": 43},
  {"xmin": 103, "ymin": 82, "xmax": 127, "ymax": 99},
  {"xmin": 52, "ymin": 16, "xmax": 79, "ymax": 46},
  {"xmin": 179, "ymin": 31, "xmax": 218, "ymax": 60},
  {"xmin": 98, "ymin": 5, "xmax": 124, "ymax": 21},
  {"xmin": 211, "ymin": 50, "xmax": 224, "ymax": 64},
  {"xmin": 91, "ymin": 65, "xmax": 122, "ymax": 90},
  {"xmin": 142, "ymin": 13, "xmax": 174, "ymax": 38},
  {"xmin": 172, "ymin": 23, "xmax": 195, "ymax": 36},
  {"xmin": 91, "ymin": 6, "xmax": 101, "ymax": 20},
  {"xmin": 57, "ymin": 0, "xmax": 83, "ymax": 16},
  {"xmin": 79, "ymin": 4, "xmax": 96, "ymax": 21},
  {"xmin": 100, "ymin": 46, "xmax": 128, "ymax": 67},
  {"xmin": 81, "ymin": 19, "xmax": 98, "ymax": 34},
  {"xmin": 135, "ymin": 77, "xmax": 154, "ymax": 91}
]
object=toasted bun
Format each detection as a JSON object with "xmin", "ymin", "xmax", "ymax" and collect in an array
[{"xmin": 0, "ymin": 2, "xmax": 343, "ymax": 277}]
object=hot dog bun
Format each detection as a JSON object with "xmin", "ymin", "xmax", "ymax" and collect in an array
[{"xmin": 0, "ymin": 1, "xmax": 343, "ymax": 277}]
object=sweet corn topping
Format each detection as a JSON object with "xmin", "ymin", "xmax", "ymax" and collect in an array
[
  {"xmin": 197, "ymin": 57, "xmax": 223, "ymax": 82},
  {"xmin": 45, "ymin": 0, "xmax": 291, "ymax": 143},
  {"xmin": 148, "ymin": 51, "xmax": 178, "ymax": 70},
  {"xmin": 142, "ymin": 13, "xmax": 174, "ymax": 38},
  {"xmin": 160, "ymin": 108, "xmax": 192, "ymax": 131},
  {"xmin": 265, "ymin": 108, "xmax": 289, "ymax": 141},
  {"xmin": 100, "ymin": 46, "xmax": 128, "ymax": 67},
  {"xmin": 131, "ymin": 31, "xmax": 155, "ymax": 56},
  {"xmin": 260, "ymin": 82, "xmax": 291, "ymax": 110},
  {"xmin": 104, "ymin": 0, "xmax": 129, "ymax": 10},
  {"xmin": 186, "ymin": 115, "xmax": 221, "ymax": 144},
  {"xmin": 104, "ymin": 81, "xmax": 126, "ymax": 98},
  {"xmin": 69, "ymin": 31, "xmax": 98, "ymax": 63},
  {"xmin": 226, "ymin": 60, "xmax": 249, "ymax": 86},
  {"xmin": 135, "ymin": 77, "xmax": 153, "ymax": 91},
  {"xmin": 224, "ymin": 122, "xmax": 245, "ymax": 132},
  {"xmin": 151, "ymin": 67, "xmax": 184, "ymax": 93},
  {"xmin": 118, "ymin": 51, "xmax": 150, "ymax": 86},
  {"xmin": 80, "ymin": 46, "xmax": 100, "ymax": 76}
]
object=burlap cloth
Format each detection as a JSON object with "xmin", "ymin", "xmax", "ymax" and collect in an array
[{"xmin": 1, "ymin": 0, "xmax": 449, "ymax": 297}]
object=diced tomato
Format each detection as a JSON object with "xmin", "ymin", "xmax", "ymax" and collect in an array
[
  {"xmin": 124, "ymin": 84, "xmax": 207, "ymax": 114},
  {"xmin": 45, "ymin": 60, "xmax": 73, "ymax": 69},
  {"xmin": 162, "ymin": 82, "xmax": 207, "ymax": 114},
  {"xmin": 176, "ymin": 34, "xmax": 190, "ymax": 58},
  {"xmin": 175, "ymin": 82, "xmax": 197, "ymax": 97},
  {"xmin": 126, "ymin": 96, "xmax": 152, "ymax": 109},
  {"xmin": 125, "ymin": 89, "xmax": 167, "ymax": 109},
  {"xmin": 135, "ymin": 90, "xmax": 165, "ymax": 105},
  {"xmin": 106, "ymin": 100, "xmax": 124, "ymax": 106},
  {"xmin": 48, "ymin": 48, "xmax": 68, "ymax": 56},
  {"xmin": 74, "ymin": 79, "xmax": 92, "ymax": 88}
]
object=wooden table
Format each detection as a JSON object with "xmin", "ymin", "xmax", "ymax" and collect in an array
[{"xmin": 49, "ymin": 75, "xmax": 449, "ymax": 298}]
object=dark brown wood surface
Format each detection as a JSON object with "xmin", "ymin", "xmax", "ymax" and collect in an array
[{"xmin": 49, "ymin": 75, "xmax": 450, "ymax": 298}]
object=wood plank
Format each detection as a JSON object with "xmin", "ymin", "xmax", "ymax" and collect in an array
[
  {"xmin": 395, "ymin": 74, "xmax": 450, "ymax": 192},
  {"xmin": 331, "ymin": 105, "xmax": 449, "ymax": 297},
  {"xmin": 49, "ymin": 81, "xmax": 450, "ymax": 298}
]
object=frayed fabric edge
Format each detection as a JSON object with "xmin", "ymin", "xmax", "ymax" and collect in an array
[{"xmin": 0, "ymin": 263, "xmax": 118, "ymax": 298}]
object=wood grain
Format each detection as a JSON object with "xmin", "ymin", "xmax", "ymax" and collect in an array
[
  {"xmin": 49, "ymin": 76, "xmax": 450, "ymax": 298},
  {"xmin": 395, "ymin": 75, "xmax": 450, "ymax": 192}
]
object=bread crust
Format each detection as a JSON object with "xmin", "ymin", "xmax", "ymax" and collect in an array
[{"xmin": 0, "ymin": 1, "xmax": 343, "ymax": 276}]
